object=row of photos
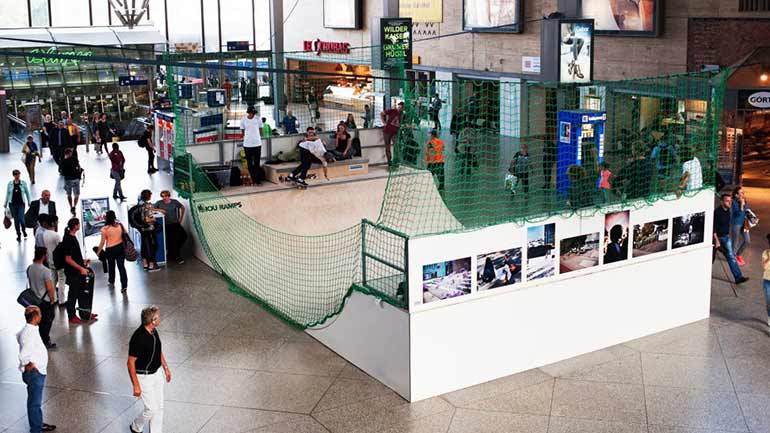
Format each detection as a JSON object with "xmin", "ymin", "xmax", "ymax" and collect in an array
[{"xmin": 421, "ymin": 210, "xmax": 706, "ymax": 304}]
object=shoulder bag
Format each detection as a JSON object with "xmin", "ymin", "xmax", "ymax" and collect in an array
[
  {"xmin": 17, "ymin": 268, "xmax": 47, "ymax": 307},
  {"xmin": 121, "ymin": 224, "xmax": 139, "ymax": 262}
]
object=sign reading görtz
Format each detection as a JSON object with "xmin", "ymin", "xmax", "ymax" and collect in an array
[{"xmin": 739, "ymin": 90, "xmax": 770, "ymax": 109}]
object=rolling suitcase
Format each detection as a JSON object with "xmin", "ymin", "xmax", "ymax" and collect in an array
[{"xmin": 77, "ymin": 268, "xmax": 95, "ymax": 321}]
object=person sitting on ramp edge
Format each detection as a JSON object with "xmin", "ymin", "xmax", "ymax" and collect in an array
[{"xmin": 287, "ymin": 127, "xmax": 330, "ymax": 187}]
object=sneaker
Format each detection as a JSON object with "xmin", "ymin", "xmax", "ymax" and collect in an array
[
  {"xmin": 70, "ymin": 207, "xmax": 75, "ymax": 215},
  {"xmin": 23, "ymin": 231, "xmax": 27, "ymax": 238},
  {"xmin": 148, "ymin": 265, "xmax": 161, "ymax": 272},
  {"xmin": 69, "ymin": 317, "xmax": 83, "ymax": 325},
  {"xmin": 45, "ymin": 342, "xmax": 57, "ymax": 350},
  {"xmin": 41, "ymin": 423, "xmax": 56, "ymax": 431},
  {"xmin": 296, "ymin": 179, "xmax": 308, "ymax": 187},
  {"xmin": 736, "ymin": 276, "xmax": 749, "ymax": 285},
  {"xmin": 767, "ymin": 317, "xmax": 770, "ymax": 328},
  {"xmin": 285, "ymin": 174, "xmax": 296, "ymax": 182},
  {"xmin": 129, "ymin": 424, "xmax": 141, "ymax": 433},
  {"xmin": 736, "ymin": 255, "xmax": 745, "ymax": 266},
  {"xmin": 177, "ymin": 258, "xmax": 185, "ymax": 265},
  {"xmin": 89, "ymin": 313, "xmax": 99, "ymax": 320}
]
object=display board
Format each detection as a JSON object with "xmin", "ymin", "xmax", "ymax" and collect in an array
[
  {"xmin": 400, "ymin": 0, "xmax": 443, "ymax": 23},
  {"xmin": 463, "ymin": 0, "xmax": 523, "ymax": 33},
  {"xmin": 559, "ymin": 19, "xmax": 594, "ymax": 83},
  {"xmin": 579, "ymin": 0, "xmax": 661, "ymax": 36},
  {"xmin": 381, "ymin": 18, "xmax": 413, "ymax": 70},
  {"xmin": 323, "ymin": 0, "xmax": 362, "ymax": 29},
  {"xmin": 81, "ymin": 197, "xmax": 110, "ymax": 239}
]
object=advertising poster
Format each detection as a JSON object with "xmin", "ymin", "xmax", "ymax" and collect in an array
[
  {"xmin": 632, "ymin": 218, "xmax": 669, "ymax": 257},
  {"xmin": 580, "ymin": 0, "xmax": 657, "ymax": 34},
  {"xmin": 400, "ymin": 0, "xmax": 443, "ymax": 23},
  {"xmin": 527, "ymin": 223, "xmax": 556, "ymax": 280},
  {"xmin": 381, "ymin": 18, "xmax": 413, "ymax": 69},
  {"xmin": 324, "ymin": 0, "xmax": 360, "ymax": 29},
  {"xmin": 559, "ymin": 233, "xmax": 600, "ymax": 273},
  {"xmin": 603, "ymin": 210, "xmax": 630, "ymax": 264},
  {"xmin": 422, "ymin": 257, "xmax": 472, "ymax": 303},
  {"xmin": 81, "ymin": 198, "xmax": 110, "ymax": 238},
  {"xmin": 672, "ymin": 212, "xmax": 705, "ymax": 249},
  {"xmin": 464, "ymin": 0, "xmax": 522, "ymax": 32},
  {"xmin": 559, "ymin": 20, "xmax": 593, "ymax": 83},
  {"xmin": 477, "ymin": 248, "xmax": 522, "ymax": 291}
]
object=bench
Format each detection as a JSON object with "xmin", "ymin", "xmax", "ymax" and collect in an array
[{"xmin": 263, "ymin": 157, "xmax": 370, "ymax": 184}]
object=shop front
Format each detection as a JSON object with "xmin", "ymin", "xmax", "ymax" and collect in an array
[
  {"xmin": 285, "ymin": 39, "xmax": 374, "ymax": 130},
  {"xmin": 0, "ymin": 25, "xmax": 164, "ymax": 130}
]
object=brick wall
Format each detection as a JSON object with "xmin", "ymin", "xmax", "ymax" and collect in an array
[{"xmin": 687, "ymin": 18, "xmax": 770, "ymax": 71}]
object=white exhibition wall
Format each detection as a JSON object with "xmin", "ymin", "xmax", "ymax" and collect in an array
[{"xmin": 406, "ymin": 190, "xmax": 714, "ymax": 400}]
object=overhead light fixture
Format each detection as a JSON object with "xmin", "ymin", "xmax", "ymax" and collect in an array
[{"xmin": 761, "ymin": 73, "xmax": 769, "ymax": 82}]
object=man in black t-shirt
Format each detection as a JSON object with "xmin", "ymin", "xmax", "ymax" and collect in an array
[
  {"xmin": 713, "ymin": 194, "xmax": 748, "ymax": 284},
  {"xmin": 141, "ymin": 125, "xmax": 157, "ymax": 174},
  {"xmin": 61, "ymin": 218, "xmax": 97, "ymax": 324},
  {"xmin": 59, "ymin": 148, "xmax": 82, "ymax": 215},
  {"xmin": 127, "ymin": 306, "xmax": 170, "ymax": 433}
]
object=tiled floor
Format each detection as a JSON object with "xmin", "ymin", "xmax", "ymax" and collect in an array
[{"xmin": 1, "ymin": 139, "xmax": 769, "ymax": 433}]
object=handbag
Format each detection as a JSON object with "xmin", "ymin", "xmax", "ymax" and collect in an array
[
  {"xmin": 121, "ymin": 224, "xmax": 139, "ymax": 262},
  {"xmin": 744, "ymin": 208, "xmax": 759, "ymax": 229},
  {"xmin": 16, "ymin": 268, "xmax": 46, "ymax": 307},
  {"xmin": 3, "ymin": 206, "xmax": 11, "ymax": 230}
]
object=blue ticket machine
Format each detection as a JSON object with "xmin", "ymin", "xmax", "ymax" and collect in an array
[{"xmin": 556, "ymin": 110, "xmax": 606, "ymax": 195}]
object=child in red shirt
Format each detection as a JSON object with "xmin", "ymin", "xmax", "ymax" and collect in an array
[{"xmin": 599, "ymin": 161, "xmax": 612, "ymax": 203}]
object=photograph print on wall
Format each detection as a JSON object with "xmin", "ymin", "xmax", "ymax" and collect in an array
[
  {"xmin": 672, "ymin": 212, "xmax": 705, "ymax": 249},
  {"xmin": 477, "ymin": 247, "xmax": 522, "ymax": 291},
  {"xmin": 632, "ymin": 218, "xmax": 669, "ymax": 257},
  {"xmin": 559, "ymin": 232, "xmax": 600, "ymax": 273},
  {"xmin": 603, "ymin": 210, "xmax": 630, "ymax": 264},
  {"xmin": 527, "ymin": 223, "xmax": 556, "ymax": 280},
  {"xmin": 422, "ymin": 257, "xmax": 472, "ymax": 304}
]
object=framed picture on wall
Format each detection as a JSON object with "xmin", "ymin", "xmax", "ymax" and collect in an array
[
  {"xmin": 323, "ymin": 0, "xmax": 363, "ymax": 29},
  {"xmin": 463, "ymin": 0, "xmax": 523, "ymax": 33},
  {"xmin": 578, "ymin": 0, "xmax": 662, "ymax": 37}
]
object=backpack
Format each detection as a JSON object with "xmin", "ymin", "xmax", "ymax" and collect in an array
[
  {"xmin": 127, "ymin": 204, "xmax": 144, "ymax": 230},
  {"xmin": 52, "ymin": 241, "xmax": 67, "ymax": 270}
]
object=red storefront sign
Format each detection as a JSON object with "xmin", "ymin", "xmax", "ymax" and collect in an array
[{"xmin": 303, "ymin": 39, "xmax": 351, "ymax": 56}]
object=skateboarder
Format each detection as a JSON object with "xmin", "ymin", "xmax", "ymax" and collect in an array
[{"xmin": 286, "ymin": 127, "xmax": 330, "ymax": 187}]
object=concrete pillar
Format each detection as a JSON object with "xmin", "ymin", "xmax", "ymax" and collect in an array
[
  {"xmin": 0, "ymin": 90, "xmax": 9, "ymax": 153},
  {"xmin": 270, "ymin": 0, "xmax": 286, "ymax": 122}
]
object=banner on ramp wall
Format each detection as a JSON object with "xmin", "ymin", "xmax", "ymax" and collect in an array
[{"xmin": 81, "ymin": 198, "xmax": 110, "ymax": 238}]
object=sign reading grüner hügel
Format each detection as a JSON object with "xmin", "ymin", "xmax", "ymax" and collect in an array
[{"xmin": 381, "ymin": 17, "xmax": 413, "ymax": 69}]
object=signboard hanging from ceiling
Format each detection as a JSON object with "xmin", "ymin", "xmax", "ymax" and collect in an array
[
  {"xmin": 381, "ymin": 17, "xmax": 413, "ymax": 70},
  {"xmin": 399, "ymin": 0, "xmax": 443, "ymax": 23}
]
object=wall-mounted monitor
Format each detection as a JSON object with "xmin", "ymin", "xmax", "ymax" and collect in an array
[
  {"xmin": 463, "ymin": 0, "xmax": 523, "ymax": 33},
  {"xmin": 324, "ymin": 0, "xmax": 363, "ymax": 29},
  {"xmin": 578, "ymin": 0, "xmax": 662, "ymax": 37}
]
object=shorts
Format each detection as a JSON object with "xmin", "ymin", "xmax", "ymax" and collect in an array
[{"xmin": 64, "ymin": 179, "xmax": 80, "ymax": 196}]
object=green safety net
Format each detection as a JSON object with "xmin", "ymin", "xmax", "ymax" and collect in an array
[{"xmin": 168, "ymin": 61, "xmax": 725, "ymax": 329}]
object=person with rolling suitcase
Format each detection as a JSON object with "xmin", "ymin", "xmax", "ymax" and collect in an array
[{"xmin": 56, "ymin": 218, "xmax": 98, "ymax": 325}]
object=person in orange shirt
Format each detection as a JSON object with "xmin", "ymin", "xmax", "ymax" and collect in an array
[{"xmin": 425, "ymin": 130, "xmax": 445, "ymax": 191}]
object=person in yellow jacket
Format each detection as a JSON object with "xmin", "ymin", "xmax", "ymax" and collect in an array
[{"xmin": 425, "ymin": 130, "xmax": 445, "ymax": 191}]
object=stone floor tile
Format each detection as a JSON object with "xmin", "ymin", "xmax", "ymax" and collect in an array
[
  {"xmin": 540, "ymin": 345, "xmax": 637, "ymax": 378},
  {"xmin": 548, "ymin": 417, "xmax": 648, "ymax": 433},
  {"xmin": 725, "ymin": 356, "xmax": 770, "ymax": 394},
  {"xmin": 264, "ymin": 341, "xmax": 347, "ymax": 377},
  {"xmin": 184, "ymin": 335, "xmax": 283, "ymax": 370},
  {"xmin": 624, "ymin": 321, "xmax": 714, "ymax": 354},
  {"xmin": 641, "ymin": 353, "xmax": 733, "ymax": 391},
  {"xmin": 715, "ymin": 324, "xmax": 770, "ymax": 359},
  {"xmin": 550, "ymin": 379, "xmax": 646, "ymax": 424},
  {"xmin": 736, "ymin": 392, "xmax": 770, "ymax": 433},
  {"xmin": 157, "ymin": 305, "xmax": 234, "ymax": 335},
  {"xmin": 312, "ymin": 377, "xmax": 398, "ymax": 413},
  {"xmin": 52, "ymin": 323, "xmax": 136, "ymax": 357},
  {"xmin": 7, "ymin": 390, "xmax": 135, "ymax": 433},
  {"xmin": 94, "ymin": 301, "xmax": 178, "ymax": 328},
  {"xmin": 0, "ymin": 383, "xmax": 60, "ymax": 428},
  {"xmin": 645, "ymin": 386, "xmax": 748, "ymax": 432},
  {"xmin": 457, "ymin": 379, "xmax": 553, "ymax": 416},
  {"xmin": 226, "ymin": 371, "xmax": 335, "ymax": 413},
  {"xmin": 248, "ymin": 417, "xmax": 332, "ymax": 433},
  {"xmin": 376, "ymin": 412, "xmax": 454, "ymax": 433},
  {"xmin": 446, "ymin": 408, "xmax": 548, "ymax": 433},
  {"xmin": 337, "ymin": 362, "xmax": 374, "ymax": 381},
  {"xmin": 441, "ymin": 369, "xmax": 552, "ymax": 407},
  {"xmin": 198, "ymin": 407, "xmax": 309, "ymax": 433},
  {"xmin": 221, "ymin": 308, "xmax": 310, "ymax": 342},
  {"xmin": 313, "ymin": 394, "xmax": 452, "ymax": 433},
  {"xmin": 563, "ymin": 353, "xmax": 644, "ymax": 384},
  {"xmin": 0, "ymin": 351, "xmax": 106, "ymax": 389},
  {"xmin": 100, "ymin": 399, "xmax": 219, "ymax": 433},
  {"xmin": 164, "ymin": 365, "xmax": 257, "ymax": 406},
  {"xmin": 647, "ymin": 425, "xmax": 736, "ymax": 433}
]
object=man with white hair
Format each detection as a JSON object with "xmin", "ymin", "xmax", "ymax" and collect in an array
[
  {"xmin": 17, "ymin": 306, "xmax": 57, "ymax": 432},
  {"xmin": 127, "ymin": 306, "xmax": 171, "ymax": 433}
]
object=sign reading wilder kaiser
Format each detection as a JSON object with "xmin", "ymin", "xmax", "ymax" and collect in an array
[
  {"xmin": 381, "ymin": 17, "xmax": 413, "ymax": 69},
  {"xmin": 303, "ymin": 39, "xmax": 351, "ymax": 55}
]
